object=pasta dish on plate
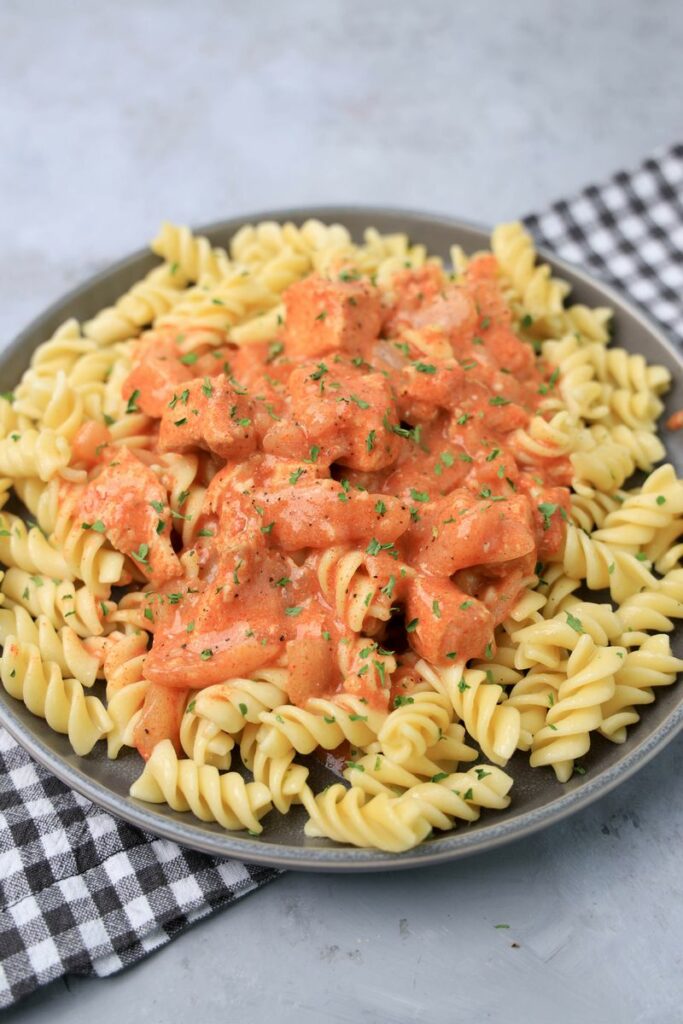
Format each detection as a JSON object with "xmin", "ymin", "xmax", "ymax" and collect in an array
[{"xmin": 0, "ymin": 218, "xmax": 681, "ymax": 852}]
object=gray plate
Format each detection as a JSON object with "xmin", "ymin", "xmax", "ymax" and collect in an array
[{"xmin": 1, "ymin": 207, "xmax": 681, "ymax": 871}]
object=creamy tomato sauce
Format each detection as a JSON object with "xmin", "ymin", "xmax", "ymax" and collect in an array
[{"xmin": 71, "ymin": 255, "xmax": 571, "ymax": 758}]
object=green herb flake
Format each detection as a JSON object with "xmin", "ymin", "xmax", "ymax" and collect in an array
[
  {"xmin": 126, "ymin": 389, "xmax": 141, "ymax": 414},
  {"xmin": 566, "ymin": 611, "xmax": 584, "ymax": 633},
  {"xmin": 538, "ymin": 502, "xmax": 558, "ymax": 531}
]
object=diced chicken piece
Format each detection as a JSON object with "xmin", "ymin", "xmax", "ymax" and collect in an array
[
  {"xmin": 252, "ymin": 478, "xmax": 409, "ymax": 550},
  {"xmin": 394, "ymin": 363, "xmax": 467, "ymax": 422},
  {"xmin": 405, "ymin": 576, "xmax": 493, "ymax": 663},
  {"xmin": 482, "ymin": 324, "xmax": 536, "ymax": 378},
  {"xmin": 288, "ymin": 365, "xmax": 402, "ymax": 471},
  {"xmin": 157, "ymin": 374, "xmax": 257, "ymax": 459},
  {"xmin": 283, "ymin": 273, "xmax": 382, "ymax": 358},
  {"xmin": 402, "ymin": 490, "xmax": 535, "ymax": 576},
  {"xmin": 381, "ymin": 266, "xmax": 446, "ymax": 330},
  {"xmin": 123, "ymin": 329, "xmax": 193, "ymax": 418},
  {"xmin": 77, "ymin": 446, "xmax": 181, "ymax": 585},
  {"xmin": 463, "ymin": 255, "xmax": 513, "ymax": 327},
  {"xmin": 285, "ymin": 635, "xmax": 337, "ymax": 706},
  {"xmin": 143, "ymin": 622, "xmax": 282, "ymax": 690}
]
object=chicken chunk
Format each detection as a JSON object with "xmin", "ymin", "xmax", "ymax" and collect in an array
[
  {"xmin": 157, "ymin": 374, "xmax": 257, "ymax": 459},
  {"xmin": 77, "ymin": 446, "xmax": 181, "ymax": 585},
  {"xmin": 283, "ymin": 274, "xmax": 382, "ymax": 359}
]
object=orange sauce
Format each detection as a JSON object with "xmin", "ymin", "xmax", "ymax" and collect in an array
[{"xmin": 74, "ymin": 255, "xmax": 571, "ymax": 756}]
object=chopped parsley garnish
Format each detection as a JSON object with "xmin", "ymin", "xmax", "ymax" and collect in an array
[
  {"xmin": 414, "ymin": 362, "xmax": 436, "ymax": 374},
  {"xmin": 457, "ymin": 679, "xmax": 470, "ymax": 692},
  {"xmin": 285, "ymin": 606, "xmax": 303, "ymax": 617},
  {"xmin": 305, "ymin": 445, "xmax": 320, "ymax": 463},
  {"xmin": 489, "ymin": 396, "xmax": 511, "ymax": 406},
  {"xmin": 366, "ymin": 430, "xmax": 376, "ymax": 452},
  {"xmin": 266, "ymin": 341, "xmax": 284, "ymax": 363},
  {"xmin": 460, "ymin": 600, "xmax": 473, "ymax": 610},
  {"xmin": 131, "ymin": 543, "xmax": 149, "ymax": 565},
  {"xmin": 260, "ymin": 522, "xmax": 274, "ymax": 534},
  {"xmin": 289, "ymin": 468, "xmax": 305, "ymax": 485},
  {"xmin": 200, "ymin": 648, "xmax": 213, "ymax": 660},
  {"xmin": 366, "ymin": 538, "xmax": 398, "ymax": 558},
  {"xmin": 81, "ymin": 520, "xmax": 106, "ymax": 533},
  {"xmin": 350, "ymin": 394, "xmax": 370, "ymax": 409},
  {"xmin": 566, "ymin": 611, "xmax": 584, "ymax": 633},
  {"xmin": 393, "ymin": 695, "xmax": 414, "ymax": 707},
  {"xmin": 180, "ymin": 351, "xmax": 198, "ymax": 365},
  {"xmin": 538, "ymin": 502, "xmax": 558, "ymax": 531},
  {"xmin": 125, "ymin": 389, "xmax": 140, "ymax": 413},
  {"xmin": 432, "ymin": 599, "xmax": 441, "ymax": 619},
  {"xmin": 309, "ymin": 363, "xmax": 328, "ymax": 381},
  {"xmin": 406, "ymin": 618, "xmax": 419, "ymax": 633},
  {"xmin": 381, "ymin": 575, "xmax": 396, "ymax": 598},
  {"xmin": 410, "ymin": 488, "xmax": 429, "ymax": 503},
  {"xmin": 656, "ymin": 495, "xmax": 666, "ymax": 505}
]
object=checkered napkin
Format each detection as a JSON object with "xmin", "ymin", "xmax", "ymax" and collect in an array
[{"xmin": 1, "ymin": 143, "xmax": 683, "ymax": 1009}]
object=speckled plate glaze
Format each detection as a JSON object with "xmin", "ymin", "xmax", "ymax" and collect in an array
[{"xmin": 1, "ymin": 208, "xmax": 681, "ymax": 871}]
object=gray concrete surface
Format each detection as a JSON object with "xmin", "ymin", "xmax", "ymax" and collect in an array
[{"xmin": 1, "ymin": 1, "xmax": 682, "ymax": 1021}]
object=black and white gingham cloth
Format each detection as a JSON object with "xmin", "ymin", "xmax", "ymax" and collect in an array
[
  {"xmin": 525, "ymin": 143, "xmax": 683, "ymax": 341},
  {"xmin": 1, "ymin": 143, "xmax": 682, "ymax": 1009}
]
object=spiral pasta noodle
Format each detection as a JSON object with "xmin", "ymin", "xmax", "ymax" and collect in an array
[
  {"xmin": 530, "ymin": 636, "xmax": 625, "ymax": 781},
  {"xmin": 129, "ymin": 739, "xmax": 273, "ymax": 833},
  {"xmin": 1, "ymin": 635, "xmax": 111, "ymax": 755}
]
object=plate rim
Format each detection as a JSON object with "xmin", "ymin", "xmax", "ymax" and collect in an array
[{"xmin": 1, "ymin": 204, "xmax": 681, "ymax": 872}]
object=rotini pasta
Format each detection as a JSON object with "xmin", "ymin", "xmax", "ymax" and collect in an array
[{"xmin": 0, "ymin": 217, "xmax": 679, "ymax": 853}]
